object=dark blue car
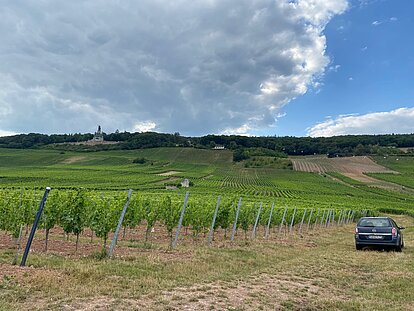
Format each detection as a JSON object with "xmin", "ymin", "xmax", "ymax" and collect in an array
[{"xmin": 355, "ymin": 217, "xmax": 405, "ymax": 251}]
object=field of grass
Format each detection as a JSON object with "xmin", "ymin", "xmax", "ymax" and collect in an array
[
  {"xmin": 0, "ymin": 215, "xmax": 413, "ymax": 310},
  {"xmin": 369, "ymin": 156, "xmax": 414, "ymax": 189}
]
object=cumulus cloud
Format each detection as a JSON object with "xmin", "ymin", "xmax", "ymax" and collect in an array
[
  {"xmin": 0, "ymin": 0, "xmax": 347, "ymax": 135},
  {"xmin": 307, "ymin": 107, "xmax": 414, "ymax": 137},
  {"xmin": 133, "ymin": 121, "xmax": 157, "ymax": 133}
]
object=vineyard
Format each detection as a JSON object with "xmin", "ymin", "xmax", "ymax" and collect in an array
[
  {"xmin": 369, "ymin": 155, "xmax": 414, "ymax": 189},
  {"xmin": 1, "ymin": 148, "xmax": 414, "ymax": 309},
  {"xmin": 0, "ymin": 188, "xmax": 368, "ymax": 260},
  {"xmin": 1, "ymin": 148, "xmax": 413, "ymax": 253}
]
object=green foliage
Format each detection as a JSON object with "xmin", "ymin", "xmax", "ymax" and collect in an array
[
  {"xmin": 124, "ymin": 194, "xmax": 144, "ymax": 230},
  {"xmin": 132, "ymin": 157, "xmax": 148, "ymax": 164},
  {"xmin": 238, "ymin": 204, "xmax": 255, "ymax": 238},
  {"xmin": 369, "ymin": 155, "xmax": 414, "ymax": 189},
  {"xmin": 43, "ymin": 192, "xmax": 63, "ymax": 231},
  {"xmin": 60, "ymin": 189, "xmax": 88, "ymax": 250},
  {"xmin": 233, "ymin": 148, "xmax": 249, "ymax": 162},
  {"xmin": 244, "ymin": 156, "xmax": 292, "ymax": 169},
  {"xmin": 216, "ymin": 200, "xmax": 234, "ymax": 232},
  {"xmin": 89, "ymin": 194, "xmax": 118, "ymax": 249},
  {"xmin": 143, "ymin": 198, "xmax": 160, "ymax": 241},
  {"xmin": 160, "ymin": 196, "xmax": 180, "ymax": 246}
]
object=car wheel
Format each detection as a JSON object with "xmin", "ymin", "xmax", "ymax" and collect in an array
[
  {"xmin": 395, "ymin": 243, "xmax": 402, "ymax": 252},
  {"xmin": 356, "ymin": 244, "xmax": 363, "ymax": 251}
]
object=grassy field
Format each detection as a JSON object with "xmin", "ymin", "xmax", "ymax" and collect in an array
[{"xmin": 0, "ymin": 215, "xmax": 413, "ymax": 310}]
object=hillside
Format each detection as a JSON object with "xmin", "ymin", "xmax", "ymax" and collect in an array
[{"xmin": 1, "ymin": 147, "xmax": 414, "ymax": 213}]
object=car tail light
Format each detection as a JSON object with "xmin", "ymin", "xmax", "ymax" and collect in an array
[
  {"xmin": 392, "ymin": 227, "xmax": 397, "ymax": 237},
  {"xmin": 355, "ymin": 227, "xmax": 358, "ymax": 234}
]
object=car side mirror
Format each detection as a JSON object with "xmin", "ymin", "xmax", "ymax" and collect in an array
[{"xmin": 399, "ymin": 227, "xmax": 405, "ymax": 230}]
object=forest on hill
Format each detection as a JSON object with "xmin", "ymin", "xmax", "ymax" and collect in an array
[{"xmin": 1, "ymin": 131, "xmax": 414, "ymax": 158}]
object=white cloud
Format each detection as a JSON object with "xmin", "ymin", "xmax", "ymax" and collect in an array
[
  {"xmin": 372, "ymin": 17, "xmax": 398, "ymax": 27},
  {"xmin": 0, "ymin": 0, "xmax": 348, "ymax": 135},
  {"xmin": 307, "ymin": 107, "xmax": 414, "ymax": 137},
  {"xmin": 132, "ymin": 121, "xmax": 157, "ymax": 133},
  {"xmin": 221, "ymin": 124, "xmax": 252, "ymax": 136},
  {"xmin": 0, "ymin": 129, "xmax": 18, "ymax": 137}
]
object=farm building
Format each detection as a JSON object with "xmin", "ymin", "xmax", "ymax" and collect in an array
[
  {"xmin": 213, "ymin": 145, "xmax": 225, "ymax": 150},
  {"xmin": 181, "ymin": 179, "xmax": 190, "ymax": 187}
]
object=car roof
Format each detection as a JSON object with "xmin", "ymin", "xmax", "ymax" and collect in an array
[
  {"xmin": 361, "ymin": 216, "xmax": 392, "ymax": 219},
  {"xmin": 358, "ymin": 217, "xmax": 395, "ymax": 224}
]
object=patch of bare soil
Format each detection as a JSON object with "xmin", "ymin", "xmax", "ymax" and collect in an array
[
  {"xmin": 291, "ymin": 156, "xmax": 395, "ymax": 175},
  {"xmin": 58, "ymin": 274, "xmax": 339, "ymax": 310},
  {"xmin": 61, "ymin": 156, "xmax": 88, "ymax": 164},
  {"xmin": 158, "ymin": 171, "xmax": 181, "ymax": 177}
]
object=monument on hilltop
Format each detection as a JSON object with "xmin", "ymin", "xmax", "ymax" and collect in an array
[{"xmin": 92, "ymin": 125, "xmax": 104, "ymax": 142}]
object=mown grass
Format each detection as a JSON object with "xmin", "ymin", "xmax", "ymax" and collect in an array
[{"xmin": 0, "ymin": 215, "xmax": 413, "ymax": 310}]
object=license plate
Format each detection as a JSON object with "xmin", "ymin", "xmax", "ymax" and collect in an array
[{"xmin": 368, "ymin": 235, "xmax": 384, "ymax": 239}]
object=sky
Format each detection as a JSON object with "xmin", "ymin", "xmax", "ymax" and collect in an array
[{"xmin": 0, "ymin": 0, "xmax": 413, "ymax": 137}]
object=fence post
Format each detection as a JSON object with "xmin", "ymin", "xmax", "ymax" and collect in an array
[
  {"xmin": 351, "ymin": 210, "xmax": 356, "ymax": 223},
  {"xmin": 278, "ymin": 205, "xmax": 288, "ymax": 235},
  {"xmin": 172, "ymin": 191, "xmax": 190, "ymax": 249},
  {"xmin": 325, "ymin": 209, "xmax": 331, "ymax": 227},
  {"xmin": 208, "ymin": 196, "xmax": 221, "ymax": 244},
  {"xmin": 339, "ymin": 210, "xmax": 343, "ymax": 225},
  {"xmin": 20, "ymin": 187, "xmax": 51, "ymax": 267},
  {"xmin": 108, "ymin": 189, "xmax": 133, "ymax": 258},
  {"xmin": 12, "ymin": 225, "xmax": 24, "ymax": 265},
  {"xmin": 306, "ymin": 209, "xmax": 314, "ymax": 231},
  {"xmin": 289, "ymin": 208, "xmax": 297, "ymax": 234},
  {"xmin": 298, "ymin": 209, "xmax": 307, "ymax": 234},
  {"xmin": 328, "ymin": 209, "xmax": 334, "ymax": 227},
  {"xmin": 231, "ymin": 197, "xmax": 242, "ymax": 241},
  {"xmin": 265, "ymin": 202, "xmax": 275, "ymax": 240},
  {"xmin": 313, "ymin": 209, "xmax": 320, "ymax": 229},
  {"xmin": 347, "ymin": 210, "xmax": 352, "ymax": 224},
  {"xmin": 341, "ymin": 210, "xmax": 347, "ymax": 225},
  {"xmin": 251, "ymin": 202, "xmax": 263, "ymax": 239},
  {"xmin": 320, "ymin": 209, "xmax": 326, "ymax": 227}
]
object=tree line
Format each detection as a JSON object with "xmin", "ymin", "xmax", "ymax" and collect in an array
[{"xmin": 1, "ymin": 131, "xmax": 414, "ymax": 157}]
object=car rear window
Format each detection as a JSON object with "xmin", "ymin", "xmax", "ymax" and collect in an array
[{"xmin": 358, "ymin": 218, "xmax": 391, "ymax": 227}]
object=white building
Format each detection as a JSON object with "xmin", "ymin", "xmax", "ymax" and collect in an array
[{"xmin": 213, "ymin": 145, "xmax": 225, "ymax": 150}]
